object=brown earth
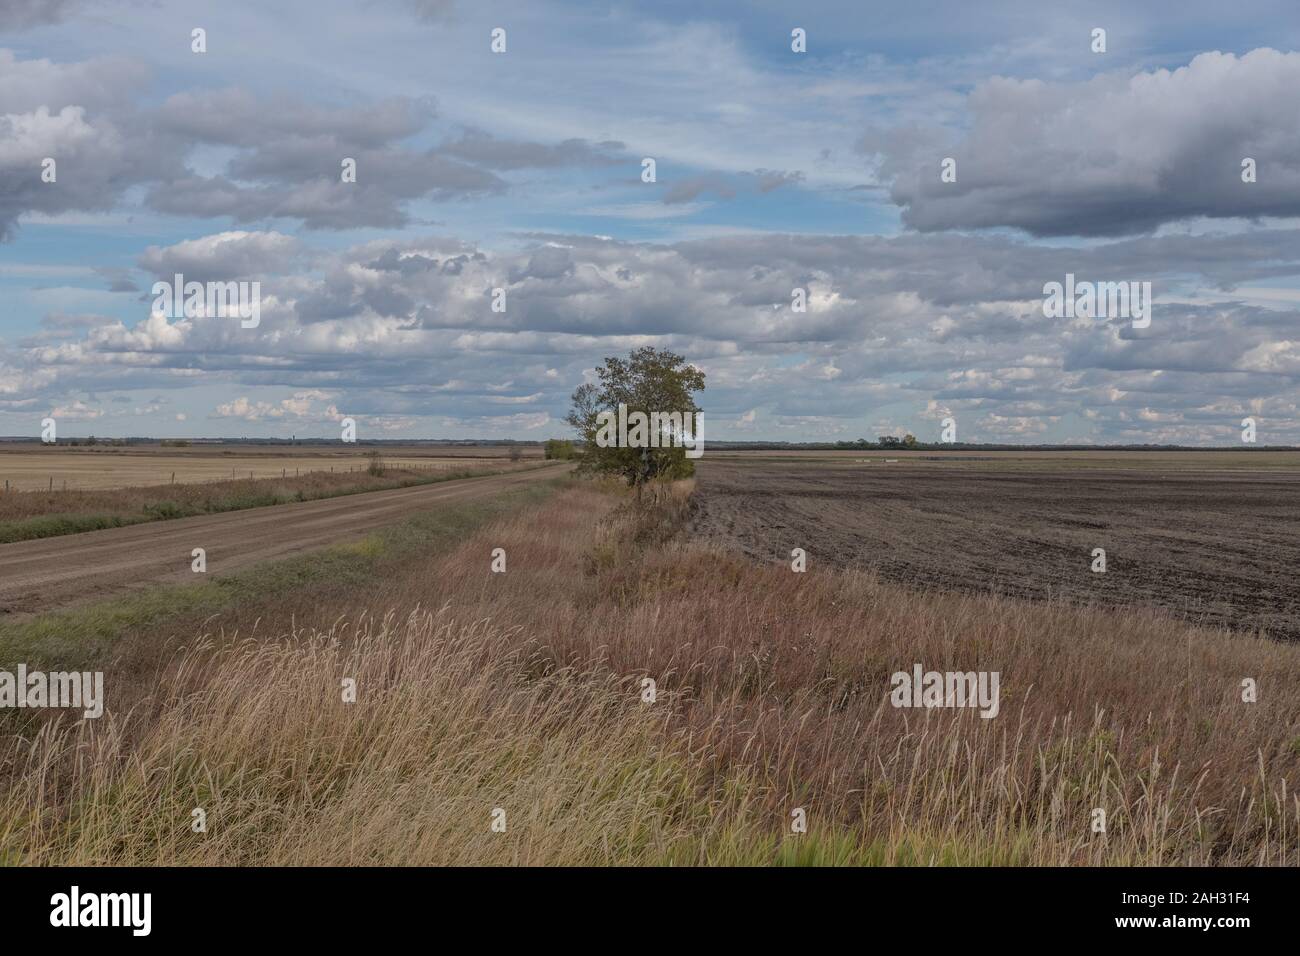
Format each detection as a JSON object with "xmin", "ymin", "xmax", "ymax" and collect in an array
[
  {"xmin": 690, "ymin": 457, "xmax": 1300, "ymax": 640},
  {"xmin": 0, "ymin": 464, "xmax": 566, "ymax": 617}
]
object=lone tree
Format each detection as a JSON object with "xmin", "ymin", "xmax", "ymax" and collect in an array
[{"xmin": 567, "ymin": 346, "xmax": 705, "ymax": 498}]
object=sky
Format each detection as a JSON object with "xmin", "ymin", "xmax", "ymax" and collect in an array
[{"xmin": 1, "ymin": 0, "xmax": 1299, "ymax": 444}]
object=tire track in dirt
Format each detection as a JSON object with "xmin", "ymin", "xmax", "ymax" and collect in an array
[{"xmin": 0, "ymin": 465, "xmax": 568, "ymax": 617}]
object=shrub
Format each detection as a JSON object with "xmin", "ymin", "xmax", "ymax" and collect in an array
[{"xmin": 544, "ymin": 439, "xmax": 576, "ymax": 460}]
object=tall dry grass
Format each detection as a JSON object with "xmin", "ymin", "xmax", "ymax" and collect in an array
[{"xmin": 1, "ymin": 478, "xmax": 1296, "ymax": 865}]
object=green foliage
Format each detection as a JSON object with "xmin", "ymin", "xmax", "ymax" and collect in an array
[
  {"xmin": 0, "ymin": 513, "xmax": 142, "ymax": 544},
  {"xmin": 143, "ymin": 500, "xmax": 192, "ymax": 520},
  {"xmin": 566, "ymin": 347, "xmax": 705, "ymax": 490},
  {"xmin": 544, "ymin": 439, "xmax": 576, "ymax": 460}
]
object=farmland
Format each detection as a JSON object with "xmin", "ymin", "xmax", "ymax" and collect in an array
[
  {"xmin": 0, "ymin": 441, "xmax": 540, "ymax": 491},
  {"xmin": 0, "ymin": 450, "xmax": 547, "ymax": 547},
  {"xmin": 2, "ymin": 472, "xmax": 1297, "ymax": 866},
  {"xmin": 690, "ymin": 453, "xmax": 1300, "ymax": 640}
]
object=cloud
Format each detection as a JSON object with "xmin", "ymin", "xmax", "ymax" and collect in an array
[
  {"xmin": 864, "ymin": 49, "xmax": 1300, "ymax": 236},
  {"xmin": 440, "ymin": 130, "xmax": 625, "ymax": 169},
  {"xmin": 0, "ymin": 51, "xmax": 181, "ymax": 241},
  {"xmin": 211, "ymin": 390, "xmax": 340, "ymax": 422},
  {"xmin": 662, "ymin": 169, "xmax": 804, "ymax": 204},
  {"xmin": 94, "ymin": 267, "xmax": 139, "ymax": 292},
  {"xmin": 145, "ymin": 90, "xmax": 503, "ymax": 229},
  {"xmin": 5, "ymin": 16, "xmax": 1300, "ymax": 444},
  {"xmin": 40, "ymin": 311, "xmax": 117, "ymax": 330},
  {"xmin": 0, "ymin": 0, "xmax": 82, "ymax": 31},
  {"xmin": 399, "ymin": 0, "xmax": 457, "ymax": 21},
  {"xmin": 49, "ymin": 398, "xmax": 102, "ymax": 419},
  {"xmin": 138, "ymin": 231, "xmax": 304, "ymax": 281},
  {"xmin": 11, "ymin": 226, "xmax": 1300, "ymax": 442},
  {"xmin": 0, "ymin": 59, "xmax": 644, "ymax": 237}
]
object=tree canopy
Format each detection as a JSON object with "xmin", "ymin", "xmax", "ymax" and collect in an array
[{"xmin": 567, "ymin": 346, "xmax": 705, "ymax": 491}]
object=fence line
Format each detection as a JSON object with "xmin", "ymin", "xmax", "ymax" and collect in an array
[{"xmin": 0, "ymin": 459, "xmax": 464, "ymax": 493}]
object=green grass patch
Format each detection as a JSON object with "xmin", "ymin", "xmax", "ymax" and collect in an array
[{"xmin": 0, "ymin": 512, "xmax": 151, "ymax": 543}]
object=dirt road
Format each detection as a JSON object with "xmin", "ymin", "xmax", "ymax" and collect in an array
[{"xmin": 0, "ymin": 465, "xmax": 566, "ymax": 616}]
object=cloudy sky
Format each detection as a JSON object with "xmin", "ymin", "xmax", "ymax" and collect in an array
[{"xmin": 2, "ymin": 0, "xmax": 1299, "ymax": 444}]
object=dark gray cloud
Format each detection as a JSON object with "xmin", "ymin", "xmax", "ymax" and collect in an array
[
  {"xmin": 440, "ymin": 130, "xmax": 625, "ymax": 169},
  {"xmin": 147, "ymin": 166, "xmax": 500, "ymax": 230},
  {"xmin": 155, "ymin": 89, "xmax": 434, "ymax": 148},
  {"xmin": 0, "ymin": 0, "xmax": 81, "ymax": 30},
  {"xmin": 0, "ymin": 56, "xmax": 647, "ymax": 236},
  {"xmin": 401, "ymin": 0, "xmax": 456, "ymax": 21},
  {"xmin": 147, "ymin": 89, "xmax": 503, "ymax": 228},
  {"xmin": 0, "ymin": 51, "xmax": 183, "ymax": 240},
  {"xmin": 94, "ymin": 267, "xmax": 139, "ymax": 292},
  {"xmin": 865, "ymin": 49, "xmax": 1300, "ymax": 237}
]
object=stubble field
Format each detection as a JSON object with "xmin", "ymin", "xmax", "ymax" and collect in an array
[
  {"xmin": 0, "ymin": 442, "xmax": 540, "ymax": 491},
  {"xmin": 690, "ymin": 452, "xmax": 1300, "ymax": 640}
]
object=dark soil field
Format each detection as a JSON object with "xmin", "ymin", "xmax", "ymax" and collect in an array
[{"xmin": 690, "ymin": 455, "xmax": 1300, "ymax": 640}]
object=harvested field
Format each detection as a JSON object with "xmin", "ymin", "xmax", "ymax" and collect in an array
[
  {"xmin": 690, "ymin": 455, "xmax": 1300, "ymax": 640},
  {"xmin": 0, "ymin": 442, "xmax": 540, "ymax": 491}
]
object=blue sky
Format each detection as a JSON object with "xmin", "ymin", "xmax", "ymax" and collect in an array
[{"xmin": 2, "ymin": 0, "xmax": 1299, "ymax": 443}]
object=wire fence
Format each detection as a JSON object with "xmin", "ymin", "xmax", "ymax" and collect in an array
[{"xmin": 0, "ymin": 460, "xmax": 507, "ymax": 493}]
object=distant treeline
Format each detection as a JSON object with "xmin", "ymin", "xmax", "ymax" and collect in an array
[
  {"xmin": 2, "ymin": 436, "xmax": 1296, "ymax": 452},
  {"xmin": 712, "ymin": 439, "xmax": 1300, "ymax": 451}
]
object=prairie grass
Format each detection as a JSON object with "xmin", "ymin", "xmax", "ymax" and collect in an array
[{"xmin": 0, "ymin": 478, "xmax": 1296, "ymax": 865}]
